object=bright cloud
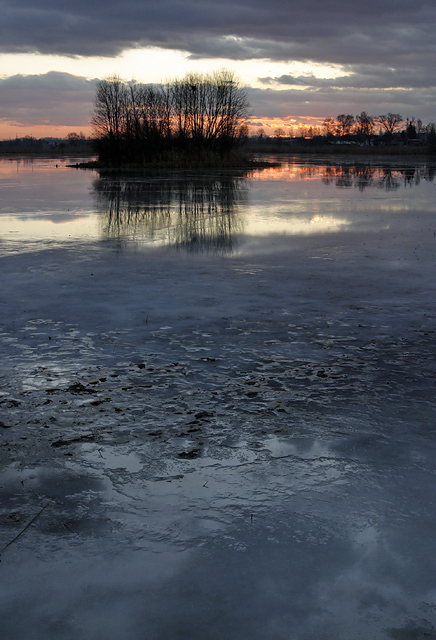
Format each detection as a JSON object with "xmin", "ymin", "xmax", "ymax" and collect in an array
[{"xmin": 0, "ymin": 0, "xmax": 435, "ymax": 136}]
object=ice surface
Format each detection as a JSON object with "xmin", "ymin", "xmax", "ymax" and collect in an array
[{"xmin": 1, "ymin": 156, "xmax": 436, "ymax": 639}]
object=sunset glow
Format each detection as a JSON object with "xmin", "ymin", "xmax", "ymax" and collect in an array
[
  {"xmin": 0, "ymin": 48, "xmax": 344, "ymax": 139},
  {"xmin": 0, "ymin": 49, "xmax": 345, "ymax": 85},
  {"xmin": 0, "ymin": 1, "xmax": 435, "ymax": 139}
]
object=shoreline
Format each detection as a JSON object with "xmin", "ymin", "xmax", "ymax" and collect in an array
[
  {"xmin": 1, "ymin": 146, "xmax": 435, "ymax": 173},
  {"xmin": 248, "ymin": 141, "xmax": 436, "ymax": 157},
  {"xmin": 69, "ymin": 156, "xmax": 279, "ymax": 173},
  {"xmin": 72, "ymin": 147, "xmax": 436, "ymax": 173}
]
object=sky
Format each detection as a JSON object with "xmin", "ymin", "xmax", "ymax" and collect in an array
[{"xmin": 0, "ymin": 0, "xmax": 436, "ymax": 139}]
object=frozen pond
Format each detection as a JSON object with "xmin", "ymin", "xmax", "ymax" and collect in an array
[{"xmin": 1, "ymin": 155, "xmax": 436, "ymax": 639}]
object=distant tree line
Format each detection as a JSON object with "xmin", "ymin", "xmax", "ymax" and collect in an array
[
  {"xmin": 91, "ymin": 70, "xmax": 249, "ymax": 164},
  {"xmin": 267, "ymin": 113, "xmax": 436, "ymax": 144},
  {"xmin": 321, "ymin": 112, "xmax": 436, "ymax": 141}
]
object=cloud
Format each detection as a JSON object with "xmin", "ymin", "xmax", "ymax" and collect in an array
[
  {"xmin": 260, "ymin": 65, "xmax": 436, "ymax": 91},
  {"xmin": 0, "ymin": 72, "xmax": 97, "ymax": 127},
  {"xmin": 1, "ymin": 1, "xmax": 436, "ymax": 127},
  {"xmin": 253, "ymin": 58, "xmax": 436, "ymax": 122},
  {"xmin": 1, "ymin": 0, "xmax": 435, "ymax": 69},
  {"xmin": 1, "ymin": 69, "xmax": 435, "ymax": 137},
  {"xmin": 248, "ymin": 85, "xmax": 436, "ymax": 122}
]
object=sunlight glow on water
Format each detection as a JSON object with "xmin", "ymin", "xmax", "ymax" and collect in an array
[
  {"xmin": 244, "ymin": 209, "xmax": 350, "ymax": 235},
  {"xmin": 0, "ymin": 215, "xmax": 99, "ymax": 241},
  {"xmin": 0, "ymin": 155, "xmax": 435, "ymax": 255}
]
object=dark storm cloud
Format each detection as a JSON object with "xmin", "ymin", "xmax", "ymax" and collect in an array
[
  {"xmin": 0, "ymin": 72, "xmax": 97, "ymax": 127},
  {"xmin": 1, "ymin": 0, "xmax": 436, "ymax": 70},
  {"xmin": 260, "ymin": 65, "xmax": 436, "ymax": 92},
  {"xmin": 248, "ymin": 84, "xmax": 436, "ymax": 122},
  {"xmin": 1, "ymin": 0, "xmax": 436, "ymax": 126}
]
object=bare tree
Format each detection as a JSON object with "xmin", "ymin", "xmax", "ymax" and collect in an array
[
  {"xmin": 91, "ymin": 69, "xmax": 249, "ymax": 163},
  {"xmin": 336, "ymin": 114, "xmax": 355, "ymax": 136},
  {"xmin": 355, "ymin": 112, "xmax": 375, "ymax": 138},
  {"xmin": 377, "ymin": 113, "xmax": 403, "ymax": 135},
  {"xmin": 67, "ymin": 131, "xmax": 86, "ymax": 141},
  {"xmin": 91, "ymin": 75, "xmax": 126, "ymax": 142},
  {"xmin": 168, "ymin": 69, "xmax": 249, "ymax": 148},
  {"xmin": 322, "ymin": 116, "xmax": 336, "ymax": 137}
]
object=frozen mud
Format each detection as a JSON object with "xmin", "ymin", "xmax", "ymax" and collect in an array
[{"xmin": 1, "ymin": 156, "xmax": 436, "ymax": 639}]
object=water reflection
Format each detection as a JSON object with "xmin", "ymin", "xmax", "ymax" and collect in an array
[
  {"xmin": 2, "ymin": 156, "xmax": 435, "ymax": 257},
  {"xmin": 321, "ymin": 162, "xmax": 436, "ymax": 191},
  {"xmin": 93, "ymin": 173, "xmax": 247, "ymax": 254},
  {"xmin": 257, "ymin": 159, "xmax": 436, "ymax": 191}
]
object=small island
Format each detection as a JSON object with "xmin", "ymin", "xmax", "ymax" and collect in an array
[
  {"xmin": 84, "ymin": 72, "xmax": 436, "ymax": 168},
  {"xmin": 84, "ymin": 69, "xmax": 263, "ymax": 170},
  {"xmin": 2, "ymin": 71, "xmax": 435, "ymax": 166}
]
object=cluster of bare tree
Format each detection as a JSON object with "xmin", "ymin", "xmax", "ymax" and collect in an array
[
  {"xmin": 322, "ymin": 112, "xmax": 435, "ymax": 140},
  {"xmin": 270, "ymin": 113, "xmax": 436, "ymax": 142},
  {"xmin": 91, "ymin": 70, "xmax": 249, "ymax": 164}
]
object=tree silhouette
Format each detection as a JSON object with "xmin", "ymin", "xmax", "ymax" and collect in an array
[
  {"xmin": 91, "ymin": 70, "xmax": 249, "ymax": 164},
  {"xmin": 355, "ymin": 112, "xmax": 375, "ymax": 139},
  {"xmin": 322, "ymin": 116, "xmax": 336, "ymax": 138},
  {"xmin": 336, "ymin": 114, "xmax": 355, "ymax": 136},
  {"xmin": 377, "ymin": 113, "xmax": 403, "ymax": 135}
]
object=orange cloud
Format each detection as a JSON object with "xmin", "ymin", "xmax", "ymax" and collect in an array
[{"xmin": 246, "ymin": 115, "xmax": 325, "ymax": 135}]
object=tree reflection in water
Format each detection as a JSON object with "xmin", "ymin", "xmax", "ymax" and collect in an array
[
  {"xmin": 93, "ymin": 172, "xmax": 248, "ymax": 254},
  {"xmin": 93, "ymin": 161, "xmax": 436, "ymax": 253},
  {"xmin": 317, "ymin": 161, "xmax": 436, "ymax": 191}
]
